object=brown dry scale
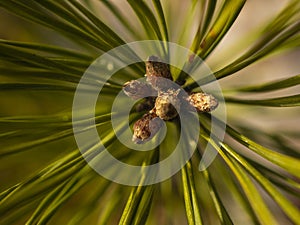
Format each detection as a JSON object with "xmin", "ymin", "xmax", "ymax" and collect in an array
[{"xmin": 122, "ymin": 55, "xmax": 219, "ymax": 144}]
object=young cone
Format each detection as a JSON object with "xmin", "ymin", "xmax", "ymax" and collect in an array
[
  {"xmin": 132, "ymin": 112, "xmax": 163, "ymax": 144},
  {"xmin": 123, "ymin": 80, "xmax": 156, "ymax": 100},
  {"xmin": 145, "ymin": 55, "xmax": 173, "ymax": 91},
  {"xmin": 155, "ymin": 89, "xmax": 181, "ymax": 120},
  {"xmin": 187, "ymin": 92, "xmax": 218, "ymax": 112}
]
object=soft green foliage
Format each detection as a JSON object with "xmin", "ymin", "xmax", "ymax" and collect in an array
[{"xmin": 0, "ymin": 1, "xmax": 300, "ymax": 225}]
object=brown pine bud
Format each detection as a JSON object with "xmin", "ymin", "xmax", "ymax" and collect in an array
[
  {"xmin": 132, "ymin": 112, "xmax": 163, "ymax": 144},
  {"xmin": 123, "ymin": 80, "xmax": 156, "ymax": 100},
  {"xmin": 155, "ymin": 89, "xmax": 181, "ymax": 120},
  {"xmin": 187, "ymin": 92, "xmax": 218, "ymax": 112},
  {"xmin": 146, "ymin": 55, "xmax": 172, "ymax": 79},
  {"xmin": 145, "ymin": 55, "xmax": 173, "ymax": 90}
]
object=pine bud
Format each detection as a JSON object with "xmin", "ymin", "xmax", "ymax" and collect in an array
[
  {"xmin": 145, "ymin": 55, "xmax": 173, "ymax": 90},
  {"xmin": 123, "ymin": 80, "xmax": 156, "ymax": 100},
  {"xmin": 155, "ymin": 89, "xmax": 181, "ymax": 120},
  {"xmin": 132, "ymin": 112, "xmax": 163, "ymax": 144},
  {"xmin": 187, "ymin": 92, "xmax": 218, "ymax": 112}
]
